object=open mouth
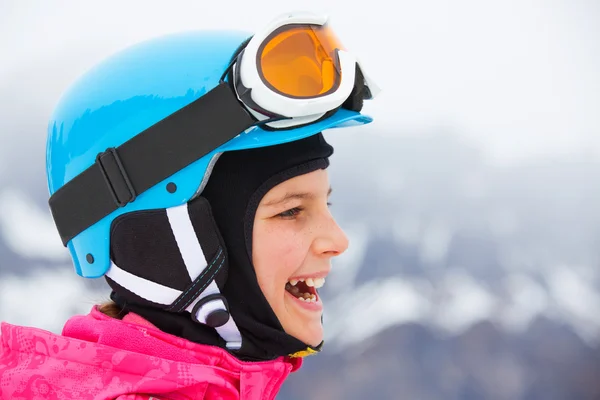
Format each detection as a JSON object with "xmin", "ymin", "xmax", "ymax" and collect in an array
[{"xmin": 285, "ymin": 277, "xmax": 325, "ymax": 303}]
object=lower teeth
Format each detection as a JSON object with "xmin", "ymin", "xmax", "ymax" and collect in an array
[{"xmin": 298, "ymin": 293, "xmax": 317, "ymax": 303}]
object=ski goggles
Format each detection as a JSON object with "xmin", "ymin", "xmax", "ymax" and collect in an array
[{"xmin": 226, "ymin": 12, "xmax": 380, "ymax": 128}]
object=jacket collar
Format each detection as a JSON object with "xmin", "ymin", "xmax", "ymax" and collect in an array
[{"xmin": 0, "ymin": 307, "xmax": 302, "ymax": 399}]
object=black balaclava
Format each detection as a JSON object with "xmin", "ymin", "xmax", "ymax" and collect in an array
[{"xmin": 108, "ymin": 132, "xmax": 334, "ymax": 361}]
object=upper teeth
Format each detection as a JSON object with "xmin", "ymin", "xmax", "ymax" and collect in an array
[{"xmin": 288, "ymin": 277, "xmax": 326, "ymax": 289}]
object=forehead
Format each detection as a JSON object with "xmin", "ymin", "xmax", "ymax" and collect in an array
[{"xmin": 262, "ymin": 169, "xmax": 330, "ymax": 200}]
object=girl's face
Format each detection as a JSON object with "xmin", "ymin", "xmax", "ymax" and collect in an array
[{"xmin": 252, "ymin": 169, "xmax": 349, "ymax": 347}]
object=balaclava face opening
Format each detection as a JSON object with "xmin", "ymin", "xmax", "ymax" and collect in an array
[{"xmin": 107, "ymin": 132, "xmax": 334, "ymax": 361}]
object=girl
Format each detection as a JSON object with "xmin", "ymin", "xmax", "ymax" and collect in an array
[{"xmin": 0, "ymin": 11, "xmax": 377, "ymax": 399}]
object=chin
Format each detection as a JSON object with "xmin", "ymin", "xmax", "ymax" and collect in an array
[{"xmin": 292, "ymin": 321, "xmax": 324, "ymax": 347}]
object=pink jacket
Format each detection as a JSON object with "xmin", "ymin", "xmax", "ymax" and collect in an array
[{"xmin": 0, "ymin": 307, "xmax": 302, "ymax": 399}]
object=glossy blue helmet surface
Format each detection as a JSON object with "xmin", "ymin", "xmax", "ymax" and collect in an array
[{"xmin": 46, "ymin": 30, "xmax": 373, "ymax": 278}]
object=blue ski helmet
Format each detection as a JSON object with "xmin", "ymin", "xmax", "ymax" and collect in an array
[{"xmin": 46, "ymin": 29, "xmax": 374, "ymax": 279}]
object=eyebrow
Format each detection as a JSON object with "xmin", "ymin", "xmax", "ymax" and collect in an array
[{"xmin": 264, "ymin": 187, "xmax": 333, "ymax": 206}]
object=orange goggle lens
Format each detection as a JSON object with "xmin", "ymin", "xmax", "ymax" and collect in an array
[{"xmin": 258, "ymin": 24, "xmax": 344, "ymax": 99}]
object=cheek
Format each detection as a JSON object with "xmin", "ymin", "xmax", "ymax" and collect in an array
[{"xmin": 253, "ymin": 223, "xmax": 309, "ymax": 294}]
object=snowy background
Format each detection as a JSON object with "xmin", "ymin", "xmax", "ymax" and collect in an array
[{"xmin": 1, "ymin": 1, "xmax": 599, "ymax": 399}]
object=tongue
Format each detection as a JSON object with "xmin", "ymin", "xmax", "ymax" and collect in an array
[{"xmin": 286, "ymin": 281, "xmax": 315, "ymax": 299}]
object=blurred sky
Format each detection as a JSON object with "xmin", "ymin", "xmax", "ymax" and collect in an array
[{"xmin": 0, "ymin": 0, "xmax": 599, "ymax": 167}]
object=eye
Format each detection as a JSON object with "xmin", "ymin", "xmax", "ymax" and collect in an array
[{"xmin": 278, "ymin": 207, "xmax": 303, "ymax": 219}]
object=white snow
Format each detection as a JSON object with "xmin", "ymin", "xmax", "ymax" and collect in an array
[
  {"xmin": 433, "ymin": 269, "xmax": 498, "ymax": 334},
  {"xmin": 0, "ymin": 188, "xmax": 69, "ymax": 262},
  {"xmin": 0, "ymin": 268, "xmax": 107, "ymax": 333},
  {"xmin": 500, "ymin": 273, "xmax": 549, "ymax": 333},
  {"xmin": 324, "ymin": 265, "xmax": 600, "ymax": 351},
  {"xmin": 546, "ymin": 265, "xmax": 600, "ymax": 344},
  {"xmin": 325, "ymin": 277, "xmax": 432, "ymax": 350}
]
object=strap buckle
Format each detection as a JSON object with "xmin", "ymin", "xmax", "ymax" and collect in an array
[{"xmin": 96, "ymin": 148, "xmax": 137, "ymax": 207}]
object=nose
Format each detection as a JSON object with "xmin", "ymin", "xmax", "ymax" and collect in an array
[{"xmin": 312, "ymin": 211, "xmax": 349, "ymax": 257}]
